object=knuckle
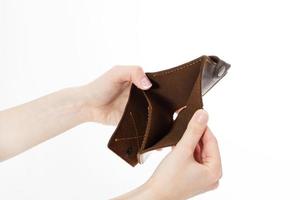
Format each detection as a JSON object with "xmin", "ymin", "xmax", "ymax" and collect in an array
[
  {"xmin": 210, "ymin": 181, "xmax": 219, "ymax": 190},
  {"xmin": 208, "ymin": 169, "xmax": 222, "ymax": 183}
]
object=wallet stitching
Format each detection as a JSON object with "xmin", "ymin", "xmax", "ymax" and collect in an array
[
  {"xmin": 130, "ymin": 111, "xmax": 141, "ymax": 151},
  {"xmin": 151, "ymin": 57, "xmax": 213, "ymax": 77},
  {"xmin": 114, "ymin": 112, "xmax": 144, "ymax": 143},
  {"xmin": 140, "ymin": 101, "xmax": 152, "ymax": 151},
  {"xmin": 152, "ymin": 59, "xmax": 201, "ymax": 77},
  {"xmin": 142, "ymin": 105, "xmax": 152, "ymax": 150},
  {"xmin": 114, "ymin": 135, "xmax": 144, "ymax": 142}
]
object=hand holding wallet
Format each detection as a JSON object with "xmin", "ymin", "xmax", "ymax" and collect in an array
[{"xmin": 108, "ymin": 55, "xmax": 230, "ymax": 166}]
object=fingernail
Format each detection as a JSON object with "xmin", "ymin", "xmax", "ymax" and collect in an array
[
  {"xmin": 195, "ymin": 109, "xmax": 208, "ymax": 123},
  {"xmin": 141, "ymin": 76, "xmax": 152, "ymax": 89}
]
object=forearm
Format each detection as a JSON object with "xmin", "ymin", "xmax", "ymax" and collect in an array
[
  {"xmin": 112, "ymin": 182, "xmax": 165, "ymax": 200},
  {"xmin": 0, "ymin": 86, "xmax": 91, "ymax": 160}
]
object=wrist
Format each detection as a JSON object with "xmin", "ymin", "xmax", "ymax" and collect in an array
[
  {"xmin": 119, "ymin": 181, "xmax": 166, "ymax": 200},
  {"xmin": 140, "ymin": 181, "xmax": 164, "ymax": 200},
  {"xmin": 144, "ymin": 178, "xmax": 187, "ymax": 200},
  {"xmin": 65, "ymin": 86, "xmax": 95, "ymax": 123}
]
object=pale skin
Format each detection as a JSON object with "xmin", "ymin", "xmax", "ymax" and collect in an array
[{"xmin": 0, "ymin": 66, "xmax": 222, "ymax": 199}]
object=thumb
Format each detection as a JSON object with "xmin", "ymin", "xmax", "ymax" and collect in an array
[{"xmin": 177, "ymin": 109, "xmax": 208, "ymax": 153}]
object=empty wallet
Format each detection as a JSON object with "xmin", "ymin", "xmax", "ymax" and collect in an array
[{"xmin": 108, "ymin": 55, "xmax": 230, "ymax": 166}]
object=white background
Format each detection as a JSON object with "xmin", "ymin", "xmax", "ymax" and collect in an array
[{"xmin": 1, "ymin": 0, "xmax": 300, "ymax": 199}]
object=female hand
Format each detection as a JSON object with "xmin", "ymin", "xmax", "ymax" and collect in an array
[
  {"xmin": 81, "ymin": 66, "xmax": 152, "ymax": 125},
  {"xmin": 114, "ymin": 110, "xmax": 222, "ymax": 200},
  {"xmin": 0, "ymin": 65, "xmax": 152, "ymax": 160}
]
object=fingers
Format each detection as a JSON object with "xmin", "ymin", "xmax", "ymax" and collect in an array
[
  {"xmin": 108, "ymin": 66, "xmax": 152, "ymax": 90},
  {"xmin": 177, "ymin": 109, "xmax": 208, "ymax": 154},
  {"xmin": 201, "ymin": 127, "xmax": 222, "ymax": 172}
]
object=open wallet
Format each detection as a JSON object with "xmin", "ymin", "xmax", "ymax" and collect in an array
[{"xmin": 108, "ymin": 55, "xmax": 230, "ymax": 166}]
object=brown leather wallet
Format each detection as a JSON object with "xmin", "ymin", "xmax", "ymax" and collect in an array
[{"xmin": 108, "ymin": 55, "xmax": 230, "ymax": 166}]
